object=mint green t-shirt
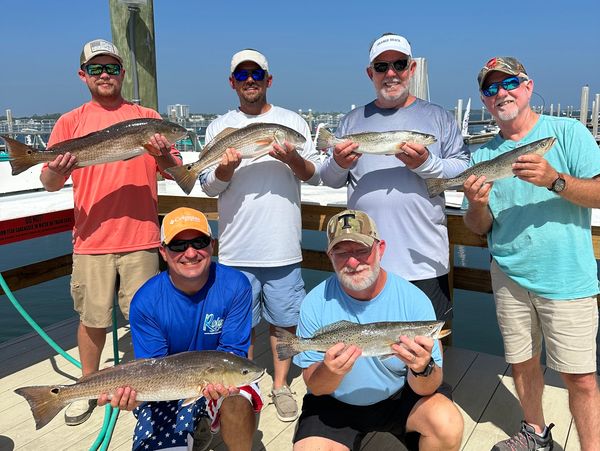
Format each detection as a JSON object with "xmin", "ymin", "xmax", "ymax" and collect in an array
[{"xmin": 470, "ymin": 115, "xmax": 600, "ymax": 299}]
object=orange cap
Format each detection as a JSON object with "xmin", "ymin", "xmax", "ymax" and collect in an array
[{"xmin": 160, "ymin": 207, "xmax": 212, "ymax": 245}]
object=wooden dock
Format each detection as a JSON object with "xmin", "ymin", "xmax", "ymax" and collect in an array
[{"xmin": 0, "ymin": 318, "xmax": 582, "ymax": 451}]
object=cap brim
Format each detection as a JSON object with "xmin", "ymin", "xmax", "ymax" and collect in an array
[{"xmin": 327, "ymin": 235, "xmax": 375, "ymax": 253}]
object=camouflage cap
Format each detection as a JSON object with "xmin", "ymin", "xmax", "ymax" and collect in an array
[
  {"xmin": 326, "ymin": 210, "xmax": 379, "ymax": 253},
  {"xmin": 477, "ymin": 57, "xmax": 528, "ymax": 88}
]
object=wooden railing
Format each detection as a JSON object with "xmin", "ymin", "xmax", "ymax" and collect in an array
[{"xmin": 4, "ymin": 194, "xmax": 600, "ymax": 301}]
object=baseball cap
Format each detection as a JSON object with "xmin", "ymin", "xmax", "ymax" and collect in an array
[
  {"xmin": 230, "ymin": 49, "xmax": 269, "ymax": 73},
  {"xmin": 160, "ymin": 207, "xmax": 212, "ymax": 245},
  {"xmin": 478, "ymin": 56, "xmax": 528, "ymax": 88},
  {"xmin": 80, "ymin": 39, "xmax": 123, "ymax": 66},
  {"xmin": 326, "ymin": 210, "xmax": 380, "ymax": 253},
  {"xmin": 369, "ymin": 33, "xmax": 412, "ymax": 63}
]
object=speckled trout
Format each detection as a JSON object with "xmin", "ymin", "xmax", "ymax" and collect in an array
[
  {"xmin": 165, "ymin": 122, "xmax": 306, "ymax": 194},
  {"xmin": 315, "ymin": 127, "xmax": 437, "ymax": 153},
  {"xmin": 275, "ymin": 320, "xmax": 450, "ymax": 360},
  {"xmin": 2, "ymin": 118, "xmax": 188, "ymax": 175},
  {"xmin": 14, "ymin": 351, "xmax": 264, "ymax": 430},
  {"xmin": 425, "ymin": 137, "xmax": 557, "ymax": 198}
]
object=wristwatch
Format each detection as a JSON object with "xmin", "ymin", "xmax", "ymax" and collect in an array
[
  {"xmin": 410, "ymin": 357, "xmax": 435, "ymax": 377},
  {"xmin": 548, "ymin": 173, "xmax": 566, "ymax": 193}
]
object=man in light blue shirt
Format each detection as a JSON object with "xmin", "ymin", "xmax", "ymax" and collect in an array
[
  {"xmin": 463, "ymin": 56, "xmax": 600, "ymax": 451},
  {"xmin": 292, "ymin": 210, "xmax": 463, "ymax": 450}
]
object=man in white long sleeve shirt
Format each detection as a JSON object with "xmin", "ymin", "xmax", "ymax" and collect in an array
[{"xmin": 320, "ymin": 33, "xmax": 469, "ymax": 322}]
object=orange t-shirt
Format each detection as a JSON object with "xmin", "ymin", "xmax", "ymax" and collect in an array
[{"xmin": 43, "ymin": 101, "xmax": 181, "ymax": 254}]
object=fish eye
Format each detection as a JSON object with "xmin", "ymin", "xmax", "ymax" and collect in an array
[{"xmin": 241, "ymin": 368, "xmax": 249, "ymax": 375}]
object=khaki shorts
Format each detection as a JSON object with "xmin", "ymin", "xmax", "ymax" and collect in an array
[
  {"xmin": 71, "ymin": 249, "xmax": 159, "ymax": 328},
  {"xmin": 490, "ymin": 260, "xmax": 598, "ymax": 374}
]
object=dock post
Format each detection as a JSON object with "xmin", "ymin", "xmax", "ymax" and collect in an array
[
  {"xmin": 579, "ymin": 85, "xmax": 589, "ymax": 126},
  {"xmin": 456, "ymin": 99, "xmax": 463, "ymax": 125},
  {"xmin": 592, "ymin": 94, "xmax": 599, "ymax": 138},
  {"xmin": 109, "ymin": 0, "xmax": 158, "ymax": 111}
]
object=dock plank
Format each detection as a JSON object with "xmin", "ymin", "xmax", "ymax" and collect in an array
[{"xmin": 0, "ymin": 320, "xmax": 577, "ymax": 451}]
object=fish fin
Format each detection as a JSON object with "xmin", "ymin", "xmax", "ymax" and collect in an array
[
  {"xmin": 14, "ymin": 385, "xmax": 67, "ymax": 430},
  {"xmin": 1, "ymin": 135, "xmax": 38, "ymax": 175},
  {"xmin": 164, "ymin": 164, "xmax": 199, "ymax": 195},
  {"xmin": 274, "ymin": 328, "xmax": 302, "ymax": 360},
  {"xmin": 437, "ymin": 329, "xmax": 452, "ymax": 339},
  {"xmin": 424, "ymin": 177, "xmax": 447, "ymax": 198},
  {"xmin": 182, "ymin": 396, "xmax": 202, "ymax": 407},
  {"xmin": 249, "ymin": 149, "xmax": 271, "ymax": 162},
  {"xmin": 315, "ymin": 127, "xmax": 335, "ymax": 151},
  {"xmin": 313, "ymin": 320, "xmax": 356, "ymax": 335}
]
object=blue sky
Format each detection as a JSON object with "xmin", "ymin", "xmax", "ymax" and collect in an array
[{"xmin": 3, "ymin": 1, "xmax": 599, "ymax": 117}]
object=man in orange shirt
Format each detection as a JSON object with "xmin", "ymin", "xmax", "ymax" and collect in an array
[{"xmin": 40, "ymin": 38, "xmax": 182, "ymax": 426}]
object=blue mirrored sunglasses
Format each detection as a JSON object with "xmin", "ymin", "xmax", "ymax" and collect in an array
[
  {"xmin": 481, "ymin": 76, "xmax": 528, "ymax": 97},
  {"xmin": 232, "ymin": 68, "xmax": 266, "ymax": 82},
  {"xmin": 165, "ymin": 235, "xmax": 211, "ymax": 253},
  {"xmin": 83, "ymin": 63, "xmax": 122, "ymax": 76}
]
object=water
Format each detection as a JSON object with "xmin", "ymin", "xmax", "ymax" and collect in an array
[{"xmin": 0, "ymin": 223, "xmax": 506, "ymax": 356}]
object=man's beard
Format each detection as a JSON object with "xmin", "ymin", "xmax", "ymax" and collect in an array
[
  {"xmin": 495, "ymin": 95, "xmax": 520, "ymax": 121},
  {"xmin": 337, "ymin": 260, "xmax": 380, "ymax": 292},
  {"xmin": 376, "ymin": 77, "xmax": 409, "ymax": 105}
]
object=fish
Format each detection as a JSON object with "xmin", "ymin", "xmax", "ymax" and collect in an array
[
  {"xmin": 14, "ymin": 350, "xmax": 265, "ymax": 430},
  {"xmin": 165, "ymin": 122, "xmax": 307, "ymax": 195},
  {"xmin": 425, "ymin": 136, "xmax": 557, "ymax": 198},
  {"xmin": 275, "ymin": 320, "xmax": 450, "ymax": 360},
  {"xmin": 1, "ymin": 118, "xmax": 188, "ymax": 176},
  {"xmin": 315, "ymin": 127, "xmax": 437, "ymax": 154}
]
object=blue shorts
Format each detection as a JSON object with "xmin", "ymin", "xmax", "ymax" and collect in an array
[{"xmin": 237, "ymin": 263, "xmax": 305, "ymax": 328}]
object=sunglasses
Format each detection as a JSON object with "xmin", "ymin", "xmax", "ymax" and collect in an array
[
  {"xmin": 232, "ymin": 68, "xmax": 267, "ymax": 82},
  {"xmin": 371, "ymin": 59, "xmax": 410, "ymax": 74},
  {"xmin": 165, "ymin": 235, "xmax": 211, "ymax": 253},
  {"xmin": 481, "ymin": 76, "xmax": 528, "ymax": 97},
  {"xmin": 329, "ymin": 245, "xmax": 374, "ymax": 261},
  {"xmin": 83, "ymin": 63, "xmax": 122, "ymax": 76}
]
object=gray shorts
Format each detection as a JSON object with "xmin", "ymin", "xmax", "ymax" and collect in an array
[
  {"xmin": 71, "ymin": 249, "xmax": 159, "ymax": 327},
  {"xmin": 490, "ymin": 260, "xmax": 598, "ymax": 374},
  {"xmin": 237, "ymin": 263, "xmax": 305, "ymax": 328}
]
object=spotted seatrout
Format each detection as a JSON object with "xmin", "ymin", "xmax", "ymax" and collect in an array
[
  {"xmin": 316, "ymin": 127, "xmax": 437, "ymax": 154},
  {"xmin": 275, "ymin": 320, "xmax": 450, "ymax": 360},
  {"xmin": 425, "ymin": 137, "xmax": 557, "ymax": 198}
]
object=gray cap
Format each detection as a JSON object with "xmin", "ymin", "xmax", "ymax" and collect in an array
[{"xmin": 80, "ymin": 39, "xmax": 123, "ymax": 66}]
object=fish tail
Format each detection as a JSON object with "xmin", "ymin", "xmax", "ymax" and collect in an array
[
  {"xmin": 1, "ymin": 135, "xmax": 38, "ymax": 175},
  {"xmin": 164, "ymin": 164, "xmax": 200, "ymax": 195},
  {"xmin": 274, "ymin": 328, "xmax": 302, "ymax": 360},
  {"xmin": 315, "ymin": 128, "xmax": 336, "ymax": 151},
  {"xmin": 425, "ymin": 178, "xmax": 446, "ymax": 198},
  {"xmin": 14, "ymin": 385, "xmax": 67, "ymax": 430}
]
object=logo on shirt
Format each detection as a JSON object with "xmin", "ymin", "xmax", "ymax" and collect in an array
[{"xmin": 203, "ymin": 314, "xmax": 224, "ymax": 335}]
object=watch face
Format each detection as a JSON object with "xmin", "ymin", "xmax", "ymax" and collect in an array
[{"xmin": 553, "ymin": 177, "xmax": 566, "ymax": 192}]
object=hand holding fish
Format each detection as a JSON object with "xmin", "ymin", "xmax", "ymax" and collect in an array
[
  {"xmin": 332, "ymin": 141, "xmax": 361, "ymax": 169},
  {"xmin": 201, "ymin": 383, "xmax": 241, "ymax": 401},
  {"xmin": 47, "ymin": 152, "xmax": 78, "ymax": 177},
  {"xmin": 323, "ymin": 342, "xmax": 362, "ymax": 376},
  {"xmin": 395, "ymin": 142, "xmax": 429, "ymax": 169},
  {"xmin": 269, "ymin": 141, "xmax": 299, "ymax": 165},
  {"xmin": 215, "ymin": 148, "xmax": 243, "ymax": 182},
  {"xmin": 98, "ymin": 386, "xmax": 140, "ymax": 411},
  {"xmin": 146, "ymin": 133, "xmax": 172, "ymax": 158},
  {"xmin": 512, "ymin": 153, "xmax": 558, "ymax": 188},
  {"xmin": 391, "ymin": 335, "xmax": 434, "ymax": 373},
  {"xmin": 463, "ymin": 175, "xmax": 492, "ymax": 207}
]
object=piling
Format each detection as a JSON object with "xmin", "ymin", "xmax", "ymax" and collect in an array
[
  {"xmin": 592, "ymin": 94, "xmax": 599, "ymax": 138},
  {"xmin": 579, "ymin": 85, "xmax": 589, "ymax": 126}
]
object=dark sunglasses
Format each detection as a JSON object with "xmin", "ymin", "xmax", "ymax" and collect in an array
[
  {"xmin": 83, "ymin": 63, "xmax": 122, "ymax": 76},
  {"xmin": 232, "ymin": 68, "xmax": 266, "ymax": 82},
  {"xmin": 165, "ymin": 235, "xmax": 211, "ymax": 253},
  {"xmin": 481, "ymin": 76, "xmax": 528, "ymax": 97},
  {"xmin": 371, "ymin": 59, "xmax": 410, "ymax": 74}
]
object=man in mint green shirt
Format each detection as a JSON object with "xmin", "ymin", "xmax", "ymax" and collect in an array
[{"xmin": 463, "ymin": 56, "xmax": 599, "ymax": 451}]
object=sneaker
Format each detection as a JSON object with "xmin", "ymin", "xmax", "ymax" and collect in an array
[
  {"xmin": 191, "ymin": 418, "xmax": 212, "ymax": 451},
  {"xmin": 492, "ymin": 421, "xmax": 554, "ymax": 451},
  {"xmin": 64, "ymin": 399, "xmax": 97, "ymax": 426},
  {"xmin": 270, "ymin": 386, "xmax": 298, "ymax": 422}
]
